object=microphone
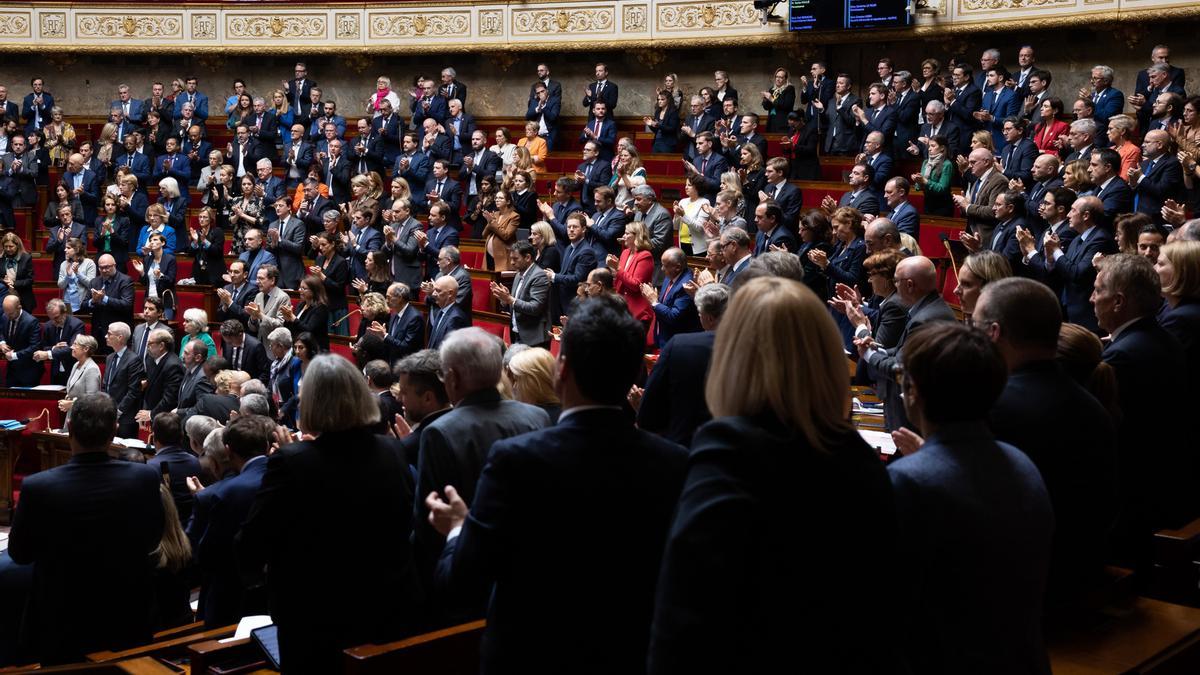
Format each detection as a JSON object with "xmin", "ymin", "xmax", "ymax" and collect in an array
[{"xmin": 332, "ymin": 308, "xmax": 362, "ymax": 327}]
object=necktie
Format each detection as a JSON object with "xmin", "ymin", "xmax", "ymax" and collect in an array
[
  {"xmin": 597, "ymin": 82, "xmax": 604, "ymax": 96},
  {"xmin": 593, "ymin": 120, "xmax": 600, "ymax": 136},
  {"xmin": 232, "ymin": 346, "xmax": 241, "ymax": 369},
  {"xmin": 700, "ymin": 156, "xmax": 708, "ymax": 175},
  {"xmin": 7, "ymin": 317, "xmax": 14, "ymax": 339},
  {"xmin": 139, "ymin": 327, "xmax": 150, "ymax": 357},
  {"xmin": 1093, "ymin": 91, "xmax": 1101, "ymax": 104},
  {"xmin": 435, "ymin": 180, "xmax": 443, "ymax": 195},
  {"xmin": 585, "ymin": 162, "xmax": 593, "ymax": 180},
  {"xmin": 107, "ymin": 352, "xmax": 120, "ymax": 390}
]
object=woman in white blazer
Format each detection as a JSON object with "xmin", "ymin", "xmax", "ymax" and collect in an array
[{"xmin": 58, "ymin": 334, "xmax": 101, "ymax": 430}]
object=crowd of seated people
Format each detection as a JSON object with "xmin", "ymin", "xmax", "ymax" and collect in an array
[{"xmin": 0, "ymin": 42, "xmax": 1198, "ymax": 672}]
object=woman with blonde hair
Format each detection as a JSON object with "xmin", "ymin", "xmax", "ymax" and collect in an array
[
  {"xmin": 508, "ymin": 347, "xmax": 561, "ymax": 422},
  {"xmin": 346, "ymin": 174, "xmax": 381, "ymax": 227},
  {"xmin": 610, "ymin": 146, "xmax": 648, "ymax": 207},
  {"xmin": 270, "ymin": 88, "xmax": 294, "ymax": 130},
  {"xmin": 529, "ymin": 221, "xmax": 560, "ymax": 272},
  {"xmin": 517, "ymin": 121, "xmax": 548, "ymax": 172},
  {"xmin": 955, "ymin": 250, "xmax": 1013, "ymax": 319},
  {"xmin": 957, "ymin": 130, "xmax": 995, "ymax": 174},
  {"xmin": 608, "ymin": 221, "xmax": 655, "ymax": 342},
  {"xmin": 96, "ymin": 122, "xmax": 119, "ymax": 171},
  {"xmin": 1061, "ymin": 159, "xmax": 1094, "ymax": 194},
  {"xmin": 674, "ymin": 175, "xmax": 710, "ymax": 256},
  {"xmin": 381, "ymin": 176, "xmax": 412, "ymax": 211},
  {"xmin": 44, "ymin": 106, "xmax": 76, "ymax": 167},
  {"xmin": 1156, "ymin": 240, "xmax": 1200, "ymax": 380},
  {"xmin": 366, "ymin": 75, "xmax": 401, "ymax": 116},
  {"xmin": 649, "ymin": 276, "xmax": 900, "ymax": 673},
  {"xmin": 1106, "ymin": 114, "xmax": 1142, "ymax": 179},
  {"xmin": 58, "ymin": 333, "xmax": 101, "ymax": 429}
]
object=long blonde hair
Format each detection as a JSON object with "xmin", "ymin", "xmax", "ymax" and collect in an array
[
  {"xmin": 508, "ymin": 348, "xmax": 559, "ymax": 407},
  {"xmin": 706, "ymin": 277, "xmax": 852, "ymax": 451},
  {"xmin": 155, "ymin": 484, "xmax": 192, "ymax": 573}
]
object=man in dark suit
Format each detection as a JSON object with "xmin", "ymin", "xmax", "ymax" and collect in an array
[
  {"xmin": 135, "ymin": 329, "xmax": 185, "ymax": 424},
  {"xmin": 61, "ymin": 152, "xmax": 102, "ymax": 222},
  {"xmin": 426, "ymin": 276, "xmax": 470, "ymax": 351},
  {"xmin": 114, "ymin": 135, "xmax": 152, "ymax": 190},
  {"xmin": 8, "ymin": 393, "xmax": 163, "ymax": 665},
  {"xmin": 295, "ymin": 179, "xmax": 337, "ymax": 246},
  {"xmin": 819, "ymin": 74, "xmax": 861, "ymax": 155},
  {"xmin": 460, "ymin": 130, "xmax": 502, "ymax": 217},
  {"xmin": 907, "ymin": 100, "xmax": 965, "ymax": 163},
  {"xmin": 146, "ymin": 412, "xmax": 202, "ymax": 523},
  {"xmin": 881, "ymin": 177, "xmax": 920, "ymax": 239},
  {"xmin": 637, "ymin": 283, "xmax": 727, "ymax": 445},
  {"xmin": 1134, "ymin": 45, "xmax": 1186, "ymax": 100},
  {"xmin": 758, "ymin": 157, "xmax": 801, "ymax": 230},
  {"xmin": 857, "ymin": 256, "xmax": 956, "ymax": 431},
  {"xmin": 226, "ymin": 124, "xmax": 266, "ymax": 180},
  {"xmin": 887, "ymin": 321, "xmax": 1054, "ymax": 675},
  {"xmin": 945, "ymin": 65, "xmax": 983, "ymax": 132},
  {"xmin": 186, "ymin": 414, "xmax": 272, "ymax": 627},
  {"xmin": 587, "ymin": 186, "xmax": 627, "ymax": 256},
  {"xmin": 492, "ymin": 242, "xmax": 550, "ymax": 348},
  {"xmin": 1131, "ymin": 63, "xmax": 1186, "ymax": 132},
  {"xmin": 22, "ymin": 78, "xmax": 53, "ymax": 131},
  {"xmin": 370, "ymin": 99, "xmax": 404, "ymax": 169},
  {"xmin": 80, "ymin": 254, "xmax": 135, "ymax": 353},
  {"xmin": 321, "ymin": 138, "xmax": 352, "ymax": 205},
  {"xmin": 365, "ymin": 282, "xmax": 424, "ymax": 365},
  {"xmin": 308, "ymin": 102, "xmax": 346, "ymax": 143},
  {"xmin": 1035, "ymin": 196, "xmax": 1117, "ymax": 333},
  {"xmin": 0, "ymin": 296, "xmax": 41, "ymax": 387},
  {"xmin": 265, "ymin": 199, "xmax": 307, "ymax": 290},
  {"xmin": 102, "ymin": 322, "xmax": 145, "ymax": 438},
  {"xmin": 427, "ymin": 300, "xmax": 684, "ymax": 671},
  {"xmin": 443, "ymin": 99, "xmax": 474, "ymax": 164},
  {"xmin": 1094, "ymin": 254, "xmax": 1189, "ymax": 567},
  {"xmin": 417, "ymin": 205, "xmax": 461, "ymax": 282},
  {"xmin": 954, "ymin": 149, "xmax": 1010, "ymax": 245},
  {"xmin": 799, "ymin": 62, "xmax": 836, "ymax": 134},
  {"xmin": 964, "ymin": 190, "xmax": 1026, "ymax": 272},
  {"xmin": 831, "ymin": 163, "xmax": 881, "ymax": 216},
  {"xmin": 247, "ymin": 97, "xmax": 279, "ymax": 148},
  {"xmin": 1021, "ymin": 154, "xmax": 1064, "ymax": 232},
  {"xmin": 173, "ymin": 77, "xmax": 209, "ymax": 122},
  {"xmin": 680, "ymin": 95, "xmax": 717, "ymax": 162},
  {"xmin": 857, "ymin": 132, "xmax": 893, "ymax": 196},
  {"xmin": 525, "ymin": 82, "xmax": 560, "ymax": 150},
  {"xmin": 976, "ymin": 68, "xmax": 1021, "ymax": 150},
  {"xmin": 529, "ymin": 62, "xmax": 563, "ymax": 105},
  {"xmin": 647, "ymin": 248, "xmax": 701, "ymax": 347},
  {"xmin": 999, "ymin": 120, "xmax": 1038, "ymax": 188},
  {"xmin": 1130, "ymin": 129, "xmax": 1184, "ymax": 225},
  {"xmin": 284, "ymin": 63, "xmax": 317, "ymax": 124},
  {"xmin": 1, "ymin": 133, "xmax": 37, "ymax": 207},
  {"xmin": 686, "ymin": 132, "xmax": 729, "ymax": 203},
  {"xmin": 412, "ymin": 80, "xmax": 449, "ymax": 128},
  {"xmin": 752, "ymin": 202, "xmax": 798, "ymax": 256},
  {"xmin": 575, "ymin": 141, "xmax": 611, "ymax": 214},
  {"xmin": 546, "ymin": 212, "xmax": 599, "ymax": 320},
  {"xmin": 1082, "ymin": 148, "xmax": 1132, "ymax": 228},
  {"xmin": 152, "ymin": 137, "xmax": 192, "ymax": 193},
  {"xmin": 215, "ymin": 260, "xmax": 257, "ymax": 329},
  {"xmin": 976, "ymin": 278, "xmax": 1118, "ymax": 605},
  {"xmin": 181, "ymin": 125, "xmax": 213, "ymax": 187},
  {"xmin": 1084, "ymin": 65, "xmax": 1124, "ymax": 140},
  {"xmin": 579, "ymin": 101, "xmax": 616, "ymax": 162},
  {"xmin": 0, "ymin": 86, "xmax": 21, "ymax": 127},
  {"xmin": 219, "ymin": 320, "xmax": 270, "ymax": 383},
  {"xmin": 417, "ymin": 117, "xmax": 453, "ymax": 164},
  {"xmin": 281, "ymin": 124, "xmax": 313, "ymax": 189},
  {"xmin": 349, "ymin": 116, "xmax": 385, "ymax": 178},
  {"xmin": 392, "ymin": 349, "xmax": 451, "ymax": 468},
  {"xmin": 382, "ymin": 201, "xmax": 423, "ymax": 288},
  {"xmin": 177, "ymin": 340, "xmax": 215, "ymax": 411},
  {"xmin": 1018, "ymin": 187, "xmax": 1078, "ymax": 286},
  {"xmin": 582, "ymin": 62, "xmax": 619, "ymax": 118},
  {"xmin": 32, "ymin": 299, "xmax": 85, "ymax": 386},
  {"xmin": 423, "ymin": 159, "xmax": 462, "ymax": 230},
  {"xmin": 891, "ymin": 71, "xmax": 921, "ymax": 152},
  {"xmin": 853, "ymin": 84, "xmax": 896, "ymax": 155},
  {"xmin": 395, "ymin": 132, "xmax": 431, "ymax": 198},
  {"xmin": 143, "ymin": 82, "xmax": 173, "ymax": 127}
]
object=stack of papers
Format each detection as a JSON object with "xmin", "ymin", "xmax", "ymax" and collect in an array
[
  {"xmin": 858, "ymin": 429, "xmax": 897, "ymax": 456},
  {"xmin": 851, "ymin": 398, "xmax": 884, "ymax": 416}
]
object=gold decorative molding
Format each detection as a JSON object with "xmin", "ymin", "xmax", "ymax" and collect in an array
[
  {"xmin": 191, "ymin": 13, "xmax": 217, "ymax": 40},
  {"xmin": 512, "ymin": 7, "xmax": 614, "ymax": 34},
  {"xmin": 227, "ymin": 15, "xmax": 327, "ymax": 39},
  {"xmin": 76, "ymin": 14, "xmax": 183, "ymax": 40},
  {"xmin": 0, "ymin": 13, "xmax": 29, "ymax": 38},
  {"xmin": 42, "ymin": 54, "xmax": 78, "ymax": 72},
  {"xmin": 961, "ymin": 0, "xmax": 1073, "ymax": 9},
  {"xmin": 38, "ymin": 12, "xmax": 64, "ymax": 39},
  {"xmin": 624, "ymin": 4, "xmax": 649, "ymax": 31},
  {"xmin": 657, "ymin": 2, "xmax": 759, "ymax": 31},
  {"xmin": 369, "ymin": 12, "xmax": 470, "ymax": 38},
  {"xmin": 629, "ymin": 48, "xmax": 667, "ymax": 69},
  {"xmin": 190, "ymin": 53, "xmax": 226, "ymax": 73},
  {"xmin": 339, "ymin": 54, "xmax": 373, "ymax": 75},
  {"xmin": 487, "ymin": 51, "xmax": 520, "ymax": 72},
  {"xmin": 335, "ymin": 13, "xmax": 361, "ymax": 39}
]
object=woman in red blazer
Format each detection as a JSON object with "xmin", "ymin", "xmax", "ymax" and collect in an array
[
  {"xmin": 1032, "ymin": 96, "xmax": 1070, "ymax": 156},
  {"xmin": 608, "ymin": 221, "xmax": 655, "ymax": 345}
]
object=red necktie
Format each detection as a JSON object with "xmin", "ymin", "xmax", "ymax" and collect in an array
[{"xmin": 594, "ymin": 120, "xmax": 600, "ymax": 136}]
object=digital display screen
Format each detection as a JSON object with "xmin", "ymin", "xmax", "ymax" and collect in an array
[{"xmin": 789, "ymin": 0, "xmax": 912, "ymax": 31}]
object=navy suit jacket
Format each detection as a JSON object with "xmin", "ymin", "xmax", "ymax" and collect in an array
[
  {"xmin": 755, "ymin": 226, "xmax": 798, "ymax": 256},
  {"xmin": 576, "ymin": 159, "xmax": 612, "ymax": 213},
  {"xmin": 579, "ymin": 118, "xmax": 617, "ymax": 161},
  {"xmin": 435, "ymin": 408, "xmax": 684, "ymax": 675},
  {"xmin": 838, "ymin": 189, "xmax": 880, "ymax": 216},
  {"xmin": 186, "ymin": 456, "xmax": 267, "ymax": 626},
  {"xmin": 652, "ymin": 269, "xmax": 701, "ymax": 347},
  {"xmin": 421, "ymin": 225, "xmax": 460, "ymax": 272},
  {"xmin": 1000, "ymin": 138, "xmax": 1038, "ymax": 188},
  {"xmin": 1134, "ymin": 154, "xmax": 1185, "ymax": 223},
  {"xmin": 981, "ymin": 86, "xmax": 1021, "ymax": 149},
  {"xmin": 1090, "ymin": 88, "xmax": 1125, "ymax": 132},
  {"xmin": 173, "ymin": 92, "xmax": 209, "ymax": 121},
  {"xmin": 412, "ymin": 95, "xmax": 449, "ymax": 127},
  {"xmin": 886, "ymin": 201, "xmax": 920, "ymax": 238},
  {"xmin": 638, "ymin": 331, "xmax": 714, "ymax": 446},
  {"xmin": 116, "ymin": 151, "xmax": 152, "ymax": 190},
  {"xmin": 8, "ymin": 453, "xmax": 164, "ymax": 663},
  {"xmin": 152, "ymin": 152, "xmax": 191, "ymax": 189},
  {"xmin": 861, "ymin": 105, "xmax": 897, "ymax": 151},
  {"xmin": 888, "ymin": 420, "xmax": 1053, "ymax": 675},
  {"xmin": 1043, "ymin": 227, "xmax": 1117, "ymax": 332},
  {"xmin": 986, "ymin": 217, "xmax": 1026, "ymax": 271},
  {"xmin": 382, "ymin": 304, "xmax": 425, "ymax": 364},
  {"xmin": 395, "ymin": 151, "xmax": 431, "ymax": 193},
  {"xmin": 946, "ymin": 83, "xmax": 983, "ymax": 130},
  {"xmin": 1085, "ymin": 178, "xmax": 1134, "ymax": 227},
  {"xmin": 864, "ymin": 153, "xmax": 892, "ymax": 194},
  {"xmin": 762, "ymin": 181, "xmax": 801, "ymax": 231},
  {"xmin": 0, "ymin": 310, "xmax": 42, "ymax": 387},
  {"xmin": 147, "ymin": 445, "xmax": 202, "ymax": 523},
  {"xmin": 23, "ymin": 92, "xmax": 55, "ymax": 130},
  {"xmin": 371, "ymin": 113, "xmax": 404, "ymax": 164},
  {"xmin": 583, "ymin": 81, "xmax": 619, "ymax": 116},
  {"xmin": 525, "ymin": 96, "xmax": 561, "ymax": 148},
  {"xmin": 892, "ymin": 91, "xmax": 921, "ymax": 150},
  {"xmin": 589, "ymin": 207, "xmax": 627, "ymax": 256},
  {"xmin": 427, "ymin": 304, "xmax": 469, "ymax": 350},
  {"xmin": 693, "ymin": 152, "xmax": 729, "ymax": 202},
  {"xmin": 423, "ymin": 176, "xmax": 463, "ymax": 228}
]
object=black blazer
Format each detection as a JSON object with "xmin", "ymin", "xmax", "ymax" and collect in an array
[
  {"xmin": 0, "ymin": 310, "xmax": 41, "ymax": 387},
  {"xmin": 137, "ymin": 253, "xmax": 177, "ymax": 310},
  {"xmin": 534, "ymin": 244, "xmax": 561, "ymax": 273},
  {"xmin": 104, "ymin": 348, "xmax": 145, "ymax": 425},
  {"xmin": 8, "ymin": 453, "xmax": 164, "ymax": 664},
  {"xmin": 314, "ymin": 252, "xmax": 349, "ymax": 312},
  {"xmin": 143, "ymin": 351, "xmax": 185, "ymax": 417},
  {"xmin": 436, "ymin": 408, "xmax": 687, "ymax": 674},
  {"xmin": 648, "ymin": 415, "xmax": 903, "ymax": 674},
  {"xmin": 0, "ymin": 252, "xmax": 34, "ymax": 313},
  {"xmin": 185, "ymin": 225, "xmax": 227, "ymax": 286},
  {"xmin": 637, "ymin": 330, "xmax": 715, "ymax": 446},
  {"xmin": 285, "ymin": 302, "xmax": 330, "ymax": 352},
  {"xmin": 989, "ymin": 360, "xmax": 1118, "ymax": 603},
  {"xmin": 237, "ymin": 428, "xmax": 422, "ymax": 673}
]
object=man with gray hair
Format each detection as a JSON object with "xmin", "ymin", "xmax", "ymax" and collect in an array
[
  {"xmin": 238, "ymin": 393, "xmax": 271, "ymax": 417},
  {"xmin": 636, "ymin": 283, "xmax": 729, "ymax": 445},
  {"xmin": 953, "ymin": 148, "xmax": 1009, "ymax": 246},
  {"xmin": 103, "ymin": 320, "xmax": 144, "ymax": 438},
  {"xmin": 427, "ymin": 275, "xmax": 470, "ymax": 351},
  {"xmin": 413, "ymin": 327, "xmax": 550, "ymax": 595},
  {"xmin": 136, "ymin": 328, "xmax": 185, "ymax": 424},
  {"xmin": 629, "ymin": 184, "xmax": 672, "ymax": 277},
  {"xmin": 177, "ymin": 338, "xmax": 215, "ymax": 412},
  {"xmin": 1079, "ymin": 65, "xmax": 1123, "ymax": 140},
  {"xmin": 1093, "ymin": 254, "xmax": 1187, "ymax": 567},
  {"xmin": 1065, "ymin": 118, "xmax": 1098, "ymax": 164},
  {"xmin": 645, "ymin": 247, "xmax": 700, "ymax": 347}
]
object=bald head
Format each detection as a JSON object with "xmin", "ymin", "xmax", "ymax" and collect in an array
[
  {"xmin": 2, "ymin": 295, "xmax": 20, "ymax": 318},
  {"xmin": 865, "ymin": 218, "xmax": 900, "ymax": 253},
  {"xmin": 97, "ymin": 253, "xmax": 117, "ymax": 277},
  {"xmin": 895, "ymin": 255, "xmax": 938, "ymax": 303},
  {"xmin": 433, "ymin": 275, "xmax": 459, "ymax": 308},
  {"xmin": 968, "ymin": 148, "xmax": 993, "ymax": 178}
]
